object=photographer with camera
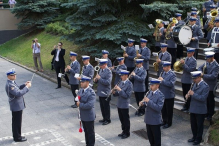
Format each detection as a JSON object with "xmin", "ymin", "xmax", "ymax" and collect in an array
[{"xmin": 31, "ymin": 38, "xmax": 43, "ymax": 72}]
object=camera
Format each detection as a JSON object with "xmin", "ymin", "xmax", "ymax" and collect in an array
[{"xmin": 32, "ymin": 40, "xmax": 35, "ymax": 43}]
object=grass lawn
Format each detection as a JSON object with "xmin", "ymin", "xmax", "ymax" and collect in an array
[{"xmin": 0, "ymin": 30, "xmax": 81, "ymax": 74}]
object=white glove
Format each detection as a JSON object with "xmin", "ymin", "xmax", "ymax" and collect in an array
[{"xmin": 75, "ymin": 96, "xmax": 79, "ymax": 102}]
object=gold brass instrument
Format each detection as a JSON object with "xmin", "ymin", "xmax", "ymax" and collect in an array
[
  {"xmin": 134, "ymin": 45, "xmax": 140, "ymax": 60},
  {"xmin": 165, "ymin": 17, "xmax": 178, "ymax": 40},
  {"xmin": 121, "ymin": 45, "xmax": 126, "ymax": 58},
  {"xmin": 152, "ymin": 51, "xmax": 161, "ymax": 72},
  {"xmin": 207, "ymin": 9, "xmax": 218, "ymax": 31},
  {"xmin": 154, "ymin": 19, "xmax": 163, "ymax": 42},
  {"xmin": 173, "ymin": 58, "xmax": 185, "ymax": 72}
]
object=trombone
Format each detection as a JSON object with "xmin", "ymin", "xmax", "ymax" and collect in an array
[{"xmin": 93, "ymin": 57, "xmax": 100, "ymax": 83}]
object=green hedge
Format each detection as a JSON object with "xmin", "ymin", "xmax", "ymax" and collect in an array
[{"xmin": 45, "ymin": 22, "xmax": 74, "ymax": 35}]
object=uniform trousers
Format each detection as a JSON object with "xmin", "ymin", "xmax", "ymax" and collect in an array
[
  {"xmin": 54, "ymin": 61, "xmax": 69, "ymax": 87},
  {"xmin": 12, "ymin": 110, "xmax": 23, "ymax": 140},
  {"xmin": 99, "ymin": 97, "xmax": 111, "ymax": 122},
  {"xmin": 162, "ymin": 98, "xmax": 174, "ymax": 126},
  {"xmin": 134, "ymin": 92, "xmax": 145, "ymax": 114},
  {"xmin": 70, "ymin": 84, "xmax": 79, "ymax": 103},
  {"xmin": 118, "ymin": 108, "xmax": 130, "ymax": 135},
  {"xmin": 146, "ymin": 124, "xmax": 161, "ymax": 146},
  {"xmin": 167, "ymin": 47, "xmax": 176, "ymax": 69},
  {"xmin": 82, "ymin": 121, "xmax": 95, "ymax": 146},
  {"xmin": 182, "ymin": 83, "xmax": 191, "ymax": 109},
  {"xmin": 190, "ymin": 113, "xmax": 205, "ymax": 143},
  {"xmin": 207, "ymin": 91, "xmax": 215, "ymax": 118},
  {"xmin": 145, "ymin": 70, "xmax": 149, "ymax": 93},
  {"xmin": 177, "ymin": 44, "xmax": 183, "ymax": 59}
]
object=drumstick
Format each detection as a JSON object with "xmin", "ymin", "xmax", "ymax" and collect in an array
[{"xmin": 30, "ymin": 73, "xmax": 35, "ymax": 82}]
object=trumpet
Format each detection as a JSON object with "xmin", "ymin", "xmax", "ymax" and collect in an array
[
  {"xmin": 152, "ymin": 50, "xmax": 161, "ymax": 72},
  {"xmin": 121, "ymin": 45, "xmax": 127, "ymax": 59},
  {"xmin": 93, "ymin": 58, "xmax": 101, "ymax": 83}
]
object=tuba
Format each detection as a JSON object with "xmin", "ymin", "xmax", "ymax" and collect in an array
[
  {"xmin": 206, "ymin": 9, "xmax": 218, "ymax": 31},
  {"xmin": 165, "ymin": 17, "xmax": 178, "ymax": 40},
  {"xmin": 154, "ymin": 19, "xmax": 163, "ymax": 42},
  {"xmin": 152, "ymin": 51, "xmax": 161, "ymax": 72}
]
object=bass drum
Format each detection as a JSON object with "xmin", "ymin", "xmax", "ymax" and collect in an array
[{"xmin": 173, "ymin": 25, "xmax": 192, "ymax": 45}]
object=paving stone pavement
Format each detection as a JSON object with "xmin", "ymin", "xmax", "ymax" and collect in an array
[{"xmin": 0, "ymin": 58, "xmax": 208, "ymax": 146}]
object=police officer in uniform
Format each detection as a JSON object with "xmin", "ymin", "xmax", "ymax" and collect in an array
[
  {"xmin": 154, "ymin": 21, "xmax": 165, "ymax": 52},
  {"xmin": 203, "ymin": 0, "xmax": 214, "ymax": 27},
  {"xmin": 190, "ymin": 11, "xmax": 202, "ymax": 28},
  {"xmin": 65, "ymin": 51, "xmax": 80, "ymax": 108},
  {"xmin": 129, "ymin": 59, "xmax": 147, "ymax": 116},
  {"xmin": 76, "ymin": 56, "xmax": 94, "ymax": 87},
  {"xmin": 77, "ymin": 76, "xmax": 96, "ymax": 146},
  {"xmin": 198, "ymin": 51, "xmax": 219, "ymax": 120},
  {"xmin": 136, "ymin": 38, "xmax": 151, "ymax": 92},
  {"xmin": 175, "ymin": 13, "xmax": 185, "ymax": 59},
  {"xmin": 165, "ymin": 19, "xmax": 177, "ymax": 69},
  {"xmin": 102, "ymin": 50, "xmax": 112, "ymax": 67},
  {"xmin": 186, "ymin": 17, "xmax": 204, "ymax": 59},
  {"xmin": 186, "ymin": 71, "xmax": 209, "ymax": 145},
  {"xmin": 180, "ymin": 48, "xmax": 197, "ymax": 112},
  {"xmin": 123, "ymin": 38, "xmax": 136, "ymax": 73},
  {"xmin": 158, "ymin": 61, "xmax": 176, "ymax": 129},
  {"xmin": 5, "ymin": 68, "xmax": 32, "ymax": 142},
  {"xmin": 111, "ymin": 57, "xmax": 127, "ymax": 85},
  {"xmin": 140, "ymin": 78, "xmax": 164, "ymax": 146},
  {"xmin": 94, "ymin": 59, "xmax": 112, "ymax": 125},
  {"xmin": 156, "ymin": 43, "xmax": 172, "ymax": 77},
  {"xmin": 205, "ymin": 5, "xmax": 216, "ymax": 42},
  {"xmin": 208, "ymin": 17, "xmax": 219, "ymax": 63},
  {"xmin": 113, "ymin": 70, "xmax": 133, "ymax": 139}
]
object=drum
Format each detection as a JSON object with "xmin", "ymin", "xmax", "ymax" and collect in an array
[{"xmin": 173, "ymin": 25, "xmax": 192, "ymax": 45}]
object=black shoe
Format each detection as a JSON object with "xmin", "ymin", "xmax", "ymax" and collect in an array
[
  {"xmin": 163, "ymin": 124, "xmax": 171, "ymax": 129},
  {"xmin": 138, "ymin": 112, "xmax": 144, "ymax": 116},
  {"xmin": 14, "ymin": 137, "xmax": 27, "ymax": 142},
  {"xmin": 55, "ymin": 87, "xmax": 61, "ymax": 89},
  {"xmin": 99, "ymin": 119, "xmax": 105, "ymax": 123},
  {"xmin": 161, "ymin": 122, "xmax": 166, "ymax": 126},
  {"xmin": 102, "ymin": 121, "xmax": 111, "ymax": 125},
  {"xmin": 118, "ymin": 133, "xmax": 124, "ymax": 137},
  {"xmin": 188, "ymin": 138, "xmax": 195, "ymax": 142},
  {"xmin": 71, "ymin": 104, "xmax": 78, "ymax": 108},
  {"xmin": 121, "ymin": 134, "xmax": 130, "ymax": 139},
  {"xmin": 193, "ymin": 141, "xmax": 200, "ymax": 145},
  {"xmin": 135, "ymin": 111, "xmax": 138, "ymax": 116}
]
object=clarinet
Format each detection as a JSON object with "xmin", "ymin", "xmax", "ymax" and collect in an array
[
  {"xmin": 105, "ymin": 79, "xmax": 122, "ymax": 101},
  {"xmin": 138, "ymin": 89, "xmax": 151, "ymax": 109},
  {"xmin": 186, "ymin": 82, "xmax": 195, "ymax": 101}
]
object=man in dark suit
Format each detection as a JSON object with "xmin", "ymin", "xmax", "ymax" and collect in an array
[
  {"xmin": 5, "ymin": 68, "xmax": 32, "ymax": 142},
  {"xmin": 51, "ymin": 42, "xmax": 69, "ymax": 89},
  {"xmin": 140, "ymin": 78, "xmax": 164, "ymax": 146},
  {"xmin": 187, "ymin": 71, "xmax": 209, "ymax": 145},
  {"xmin": 77, "ymin": 76, "xmax": 96, "ymax": 146}
]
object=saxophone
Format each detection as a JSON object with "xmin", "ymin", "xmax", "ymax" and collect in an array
[
  {"xmin": 152, "ymin": 50, "xmax": 162, "ymax": 72},
  {"xmin": 203, "ymin": 62, "xmax": 207, "ymax": 74}
]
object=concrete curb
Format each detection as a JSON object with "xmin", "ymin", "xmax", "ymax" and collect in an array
[{"xmin": 0, "ymin": 55, "xmax": 71, "ymax": 90}]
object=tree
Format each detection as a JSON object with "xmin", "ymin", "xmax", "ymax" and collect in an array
[
  {"xmin": 62, "ymin": 0, "xmax": 203, "ymax": 58},
  {"xmin": 11, "ymin": 0, "xmax": 60, "ymax": 29}
]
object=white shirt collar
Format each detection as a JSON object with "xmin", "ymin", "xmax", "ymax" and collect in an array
[
  {"xmin": 153, "ymin": 89, "xmax": 158, "ymax": 94},
  {"xmin": 83, "ymin": 86, "xmax": 89, "ymax": 92},
  {"xmin": 165, "ymin": 69, "xmax": 171, "ymax": 74},
  {"xmin": 122, "ymin": 79, "xmax": 128, "ymax": 84},
  {"xmin": 197, "ymin": 79, "xmax": 203, "ymax": 86}
]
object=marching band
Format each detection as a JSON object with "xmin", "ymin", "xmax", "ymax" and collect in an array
[{"xmin": 6, "ymin": 3, "xmax": 219, "ymax": 146}]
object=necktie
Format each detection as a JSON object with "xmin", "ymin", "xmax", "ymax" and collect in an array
[
  {"xmin": 152, "ymin": 92, "xmax": 154, "ymax": 96},
  {"xmin": 196, "ymin": 84, "xmax": 198, "ymax": 88},
  {"xmin": 82, "ymin": 89, "xmax": 84, "ymax": 93},
  {"xmin": 122, "ymin": 82, "xmax": 125, "ymax": 86},
  {"xmin": 160, "ymin": 54, "xmax": 163, "ymax": 60},
  {"xmin": 84, "ymin": 66, "xmax": 87, "ymax": 69}
]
